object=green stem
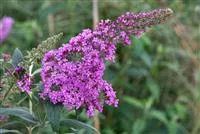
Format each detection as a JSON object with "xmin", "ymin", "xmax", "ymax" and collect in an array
[
  {"xmin": 16, "ymin": 95, "xmax": 28, "ymax": 105},
  {"xmin": 75, "ymin": 110, "xmax": 79, "ymax": 120},
  {"xmin": 29, "ymin": 92, "xmax": 33, "ymax": 114},
  {"xmin": 29, "ymin": 63, "xmax": 33, "ymax": 114},
  {"xmin": 2, "ymin": 83, "xmax": 14, "ymax": 102},
  {"xmin": 27, "ymin": 127, "xmax": 32, "ymax": 134}
]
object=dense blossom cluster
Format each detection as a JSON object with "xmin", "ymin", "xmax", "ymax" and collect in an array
[
  {"xmin": 40, "ymin": 30, "xmax": 118, "ymax": 116},
  {"xmin": 40, "ymin": 8, "xmax": 173, "ymax": 116},
  {"xmin": 0, "ymin": 16, "xmax": 14, "ymax": 44},
  {"xmin": 14, "ymin": 66, "xmax": 32, "ymax": 93}
]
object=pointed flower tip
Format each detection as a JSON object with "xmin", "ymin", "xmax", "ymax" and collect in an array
[
  {"xmin": 165, "ymin": 8, "xmax": 174, "ymax": 16},
  {"xmin": 152, "ymin": 8, "xmax": 174, "ymax": 24}
]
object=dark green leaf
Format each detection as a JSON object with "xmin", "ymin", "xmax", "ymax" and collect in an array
[
  {"xmin": 127, "ymin": 68, "xmax": 148, "ymax": 77},
  {"xmin": 45, "ymin": 102, "xmax": 62, "ymax": 132},
  {"xmin": 141, "ymin": 52, "xmax": 152, "ymax": 68},
  {"xmin": 132, "ymin": 119, "xmax": 146, "ymax": 134},
  {"xmin": 37, "ymin": 123, "xmax": 54, "ymax": 134},
  {"xmin": 146, "ymin": 78, "xmax": 160, "ymax": 101},
  {"xmin": 1, "ymin": 121, "xmax": 26, "ymax": 128},
  {"xmin": 0, "ymin": 129, "xmax": 23, "ymax": 134},
  {"xmin": 60, "ymin": 119, "xmax": 100, "ymax": 134},
  {"xmin": 0, "ymin": 107, "xmax": 39, "ymax": 124},
  {"xmin": 148, "ymin": 110, "xmax": 168, "ymax": 124},
  {"xmin": 11, "ymin": 48, "xmax": 23, "ymax": 67}
]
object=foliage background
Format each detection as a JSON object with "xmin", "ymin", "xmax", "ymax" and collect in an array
[{"xmin": 0, "ymin": 0, "xmax": 200, "ymax": 134}]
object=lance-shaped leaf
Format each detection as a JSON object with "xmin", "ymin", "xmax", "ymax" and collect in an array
[
  {"xmin": 1, "ymin": 121, "xmax": 26, "ymax": 128},
  {"xmin": 123, "ymin": 96, "xmax": 145, "ymax": 109},
  {"xmin": 60, "ymin": 119, "xmax": 100, "ymax": 134},
  {"xmin": 0, "ymin": 129, "xmax": 23, "ymax": 134},
  {"xmin": 45, "ymin": 102, "xmax": 63, "ymax": 132},
  {"xmin": 0, "ymin": 107, "xmax": 39, "ymax": 124}
]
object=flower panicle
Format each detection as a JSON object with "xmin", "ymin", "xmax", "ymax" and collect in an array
[
  {"xmin": 96, "ymin": 8, "xmax": 173, "ymax": 46},
  {"xmin": 14, "ymin": 66, "xmax": 32, "ymax": 93},
  {"xmin": 40, "ymin": 8, "xmax": 173, "ymax": 117},
  {"xmin": 0, "ymin": 16, "xmax": 14, "ymax": 44}
]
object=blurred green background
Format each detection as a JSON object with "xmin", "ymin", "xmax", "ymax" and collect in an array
[{"xmin": 1, "ymin": 0, "xmax": 200, "ymax": 134}]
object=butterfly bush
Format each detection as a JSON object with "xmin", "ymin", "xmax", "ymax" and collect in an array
[
  {"xmin": 40, "ymin": 8, "xmax": 173, "ymax": 116},
  {"xmin": 0, "ymin": 16, "xmax": 14, "ymax": 44}
]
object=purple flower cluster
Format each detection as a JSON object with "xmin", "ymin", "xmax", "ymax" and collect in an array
[
  {"xmin": 40, "ymin": 29, "xmax": 118, "ymax": 116},
  {"xmin": 40, "ymin": 8, "xmax": 173, "ymax": 116},
  {"xmin": 14, "ymin": 66, "xmax": 32, "ymax": 93},
  {"xmin": 0, "ymin": 16, "xmax": 14, "ymax": 44}
]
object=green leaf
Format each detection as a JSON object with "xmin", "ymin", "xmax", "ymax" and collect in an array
[
  {"xmin": 60, "ymin": 119, "xmax": 100, "ymax": 134},
  {"xmin": 175, "ymin": 103, "xmax": 187, "ymax": 119},
  {"xmin": 0, "ymin": 129, "xmax": 23, "ymax": 134},
  {"xmin": 37, "ymin": 123, "xmax": 54, "ymax": 134},
  {"xmin": 146, "ymin": 78, "xmax": 160, "ymax": 101},
  {"xmin": 0, "ymin": 107, "xmax": 39, "ymax": 124},
  {"xmin": 32, "ymin": 68, "xmax": 41, "ymax": 76},
  {"xmin": 168, "ymin": 117, "xmax": 179, "ymax": 134},
  {"xmin": 132, "ymin": 119, "xmax": 146, "ymax": 134},
  {"xmin": 11, "ymin": 48, "xmax": 23, "ymax": 67},
  {"xmin": 45, "ymin": 102, "xmax": 62, "ymax": 132},
  {"xmin": 127, "ymin": 68, "xmax": 148, "ymax": 77},
  {"xmin": 145, "ymin": 97, "xmax": 154, "ymax": 111},
  {"xmin": 148, "ymin": 109, "xmax": 168, "ymax": 124},
  {"xmin": 132, "ymin": 38, "xmax": 144, "ymax": 57},
  {"xmin": 1, "ymin": 121, "xmax": 26, "ymax": 128},
  {"xmin": 123, "ymin": 96, "xmax": 144, "ymax": 109},
  {"xmin": 141, "ymin": 52, "xmax": 152, "ymax": 68}
]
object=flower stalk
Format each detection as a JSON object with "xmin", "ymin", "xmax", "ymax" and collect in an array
[
  {"xmin": 28, "ymin": 63, "xmax": 33, "ymax": 114},
  {"xmin": 93, "ymin": 0, "xmax": 100, "ymax": 131}
]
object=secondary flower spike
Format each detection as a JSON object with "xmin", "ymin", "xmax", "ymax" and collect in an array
[
  {"xmin": 40, "ymin": 8, "xmax": 173, "ymax": 116},
  {"xmin": 0, "ymin": 16, "xmax": 14, "ymax": 44},
  {"xmin": 14, "ymin": 66, "xmax": 32, "ymax": 93}
]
